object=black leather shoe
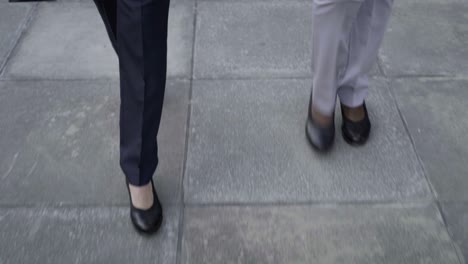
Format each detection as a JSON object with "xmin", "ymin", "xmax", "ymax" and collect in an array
[
  {"xmin": 340, "ymin": 102, "xmax": 371, "ymax": 146},
  {"xmin": 126, "ymin": 179, "xmax": 163, "ymax": 235},
  {"xmin": 305, "ymin": 95, "xmax": 335, "ymax": 152}
]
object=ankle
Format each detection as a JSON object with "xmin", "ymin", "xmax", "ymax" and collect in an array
[
  {"xmin": 128, "ymin": 182, "xmax": 154, "ymax": 210},
  {"xmin": 311, "ymin": 108, "xmax": 333, "ymax": 126},
  {"xmin": 341, "ymin": 104, "xmax": 365, "ymax": 122}
]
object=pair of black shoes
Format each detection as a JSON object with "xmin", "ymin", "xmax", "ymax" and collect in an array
[
  {"xmin": 125, "ymin": 179, "xmax": 163, "ymax": 235},
  {"xmin": 306, "ymin": 96, "xmax": 371, "ymax": 152}
]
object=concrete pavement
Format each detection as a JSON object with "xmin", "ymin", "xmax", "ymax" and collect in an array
[{"xmin": 0, "ymin": 0, "xmax": 467, "ymax": 263}]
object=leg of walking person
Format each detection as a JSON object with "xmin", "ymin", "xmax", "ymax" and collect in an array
[
  {"xmin": 338, "ymin": 0, "xmax": 394, "ymax": 109},
  {"xmin": 310, "ymin": 0, "xmax": 364, "ymax": 117},
  {"xmin": 306, "ymin": 0, "xmax": 363, "ymax": 151},
  {"xmin": 117, "ymin": 0, "xmax": 169, "ymax": 188},
  {"xmin": 337, "ymin": 0, "xmax": 393, "ymax": 145},
  {"xmin": 94, "ymin": 0, "xmax": 117, "ymax": 52},
  {"xmin": 93, "ymin": 0, "xmax": 170, "ymax": 234}
]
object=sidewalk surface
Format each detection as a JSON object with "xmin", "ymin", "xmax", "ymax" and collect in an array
[{"xmin": 0, "ymin": 0, "xmax": 467, "ymax": 263}]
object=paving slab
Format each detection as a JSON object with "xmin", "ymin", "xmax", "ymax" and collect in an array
[
  {"xmin": 0, "ymin": 2, "xmax": 34, "ymax": 73},
  {"xmin": 381, "ymin": 0, "xmax": 468, "ymax": 77},
  {"xmin": 0, "ymin": 206, "xmax": 179, "ymax": 264},
  {"xmin": 185, "ymin": 78, "xmax": 430, "ymax": 204},
  {"xmin": 0, "ymin": 79, "xmax": 189, "ymax": 205},
  {"xmin": 182, "ymin": 204, "xmax": 461, "ymax": 264},
  {"xmin": 1, "ymin": 1, "xmax": 194, "ymax": 80},
  {"xmin": 391, "ymin": 78, "xmax": 468, "ymax": 201},
  {"xmin": 194, "ymin": 0, "xmax": 380, "ymax": 79},
  {"xmin": 441, "ymin": 203, "xmax": 468, "ymax": 264}
]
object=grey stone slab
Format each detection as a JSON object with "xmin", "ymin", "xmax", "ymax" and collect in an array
[
  {"xmin": 0, "ymin": 2, "xmax": 33, "ymax": 73},
  {"xmin": 2, "ymin": 1, "xmax": 194, "ymax": 80},
  {"xmin": 391, "ymin": 78, "xmax": 468, "ymax": 201},
  {"xmin": 193, "ymin": 0, "xmax": 312, "ymax": 79},
  {"xmin": 441, "ymin": 203, "xmax": 468, "ymax": 263},
  {"xmin": 167, "ymin": 0, "xmax": 195, "ymax": 77},
  {"xmin": 0, "ymin": 206, "xmax": 179, "ymax": 264},
  {"xmin": 381, "ymin": 0, "xmax": 468, "ymax": 77},
  {"xmin": 0, "ymin": 79, "xmax": 189, "ymax": 205},
  {"xmin": 182, "ymin": 204, "xmax": 461, "ymax": 264},
  {"xmin": 185, "ymin": 78, "xmax": 430, "ymax": 203},
  {"xmin": 193, "ymin": 0, "xmax": 381, "ymax": 79}
]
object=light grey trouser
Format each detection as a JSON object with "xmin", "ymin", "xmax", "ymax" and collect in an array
[{"xmin": 312, "ymin": 0, "xmax": 393, "ymax": 115}]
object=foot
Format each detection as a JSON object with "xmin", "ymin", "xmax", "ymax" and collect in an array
[
  {"xmin": 306, "ymin": 94, "xmax": 335, "ymax": 152},
  {"xmin": 126, "ymin": 179, "xmax": 163, "ymax": 234},
  {"xmin": 340, "ymin": 102, "xmax": 371, "ymax": 145}
]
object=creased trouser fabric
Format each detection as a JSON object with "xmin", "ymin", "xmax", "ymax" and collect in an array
[
  {"xmin": 312, "ymin": 0, "xmax": 393, "ymax": 115},
  {"xmin": 94, "ymin": 0, "xmax": 170, "ymax": 186}
]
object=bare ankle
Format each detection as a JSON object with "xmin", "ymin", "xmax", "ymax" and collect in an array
[
  {"xmin": 311, "ymin": 108, "xmax": 333, "ymax": 126},
  {"xmin": 342, "ymin": 104, "xmax": 365, "ymax": 122},
  {"xmin": 128, "ymin": 182, "xmax": 154, "ymax": 210}
]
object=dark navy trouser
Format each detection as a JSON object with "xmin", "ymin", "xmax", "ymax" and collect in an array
[{"xmin": 93, "ymin": 0, "xmax": 170, "ymax": 186}]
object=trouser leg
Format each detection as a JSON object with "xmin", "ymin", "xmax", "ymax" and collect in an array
[
  {"xmin": 337, "ymin": 0, "xmax": 393, "ymax": 107},
  {"xmin": 311, "ymin": 0, "xmax": 363, "ymax": 115},
  {"xmin": 94, "ymin": 0, "xmax": 170, "ymax": 186},
  {"xmin": 94, "ymin": 0, "xmax": 118, "ymax": 52}
]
